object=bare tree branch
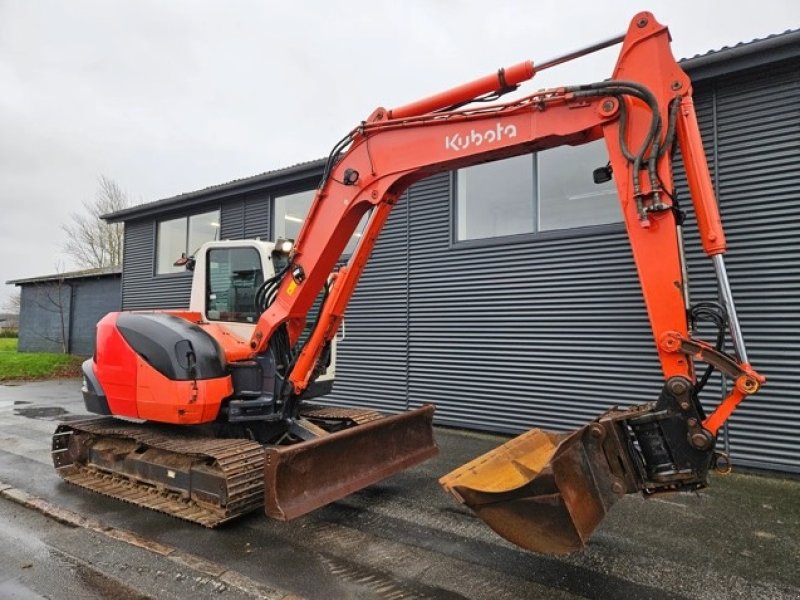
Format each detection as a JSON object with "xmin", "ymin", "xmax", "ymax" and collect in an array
[
  {"xmin": 62, "ymin": 176, "xmax": 131, "ymax": 268},
  {"xmin": 3, "ymin": 291, "xmax": 20, "ymax": 315},
  {"xmin": 28, "ymin": 264, "xmax": 70, "ymax": 353}
]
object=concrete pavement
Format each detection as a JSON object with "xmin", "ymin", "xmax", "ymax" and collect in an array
[{"xmin": 0, "ymin": 379, "xmax": 798, "ymax": 599}]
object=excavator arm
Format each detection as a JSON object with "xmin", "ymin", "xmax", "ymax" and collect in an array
[{"xmin": 252, "ymin": 12, "xmax": 763, "ymax": 553}]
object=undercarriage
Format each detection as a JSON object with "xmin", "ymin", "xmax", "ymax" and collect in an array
[{"xmin": 53, "ymin": 404, "xmax": 437, "ymax": 526}]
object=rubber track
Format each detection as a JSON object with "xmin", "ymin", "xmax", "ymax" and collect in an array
[{"xmin": 52, "ymin": 418, "xmax": 265, "ymax": 527}]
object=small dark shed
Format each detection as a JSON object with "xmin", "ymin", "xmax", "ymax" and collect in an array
[{"xmin": 7, "ymin": 267, "xmax": 121, "ymax": 355}]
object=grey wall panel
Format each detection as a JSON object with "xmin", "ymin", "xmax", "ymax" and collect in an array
[
  {"xmin": 696, "ymin": 61, "xmax": 800, "ymax": 472},
  {"xmin": 244, "ymin": 195, "xmax": 270, "ymax": 239},
  {"xmin": 325, "ymin": 196, "xmax": 411, "ymax": 413},
  {"xmin": 405, "ymin": 174, "xmax": 662, "ymax": 433},
  {"xmin": 221, "ymin": 198, "xmax": 245, "ymax": 239},
  {"xmin": 112, "ymin": 56, "xmax": 799, "ymax": 473},
  {"xmin": 324, "ymin": 58, "xmax": 799, "ymax": 473},
  {"xmin": 121, "ymin": 219, "xmax": 192, "ymax": 310},
  {"xmin": 18, "ymin": 283, "xmax": 72, "ymax": 353},
  {"xmin": 69, "ymin": 277, "xmax": 122, "ymax": 355},
  {"xmin": 672, "ymin": 64, "xmax": 800, "ymax": 473},
  {"xmin": 121, "ymin": 196, "xmax": 268, "ymax": 311}
]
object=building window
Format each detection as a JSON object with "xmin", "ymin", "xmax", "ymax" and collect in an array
[
  {"xmin": 455, "ymin": 140, "xmax": 619, "ymax": 242},
  {"xmin": 156, "ymin": 210, "xmax": 220, "ymax": 274},
  {"xmin": 537, "ymin": 143, "xmax": 620, "ymax": 231},
  {"xmin": 456, "ymin": 154, "xmax": 536, "ymax": 240},
  {"xmin": 274, "ymin": 189, "xmax": 367, "ymax": 255},
  {"xmin": 274, "ymin": 190, "xmax": 314, "ymax": 242}
]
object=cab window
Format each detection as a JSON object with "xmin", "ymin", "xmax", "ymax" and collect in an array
[{"xmin": 206, "ymin": 247, "xmax": 264, "ymax": 323}]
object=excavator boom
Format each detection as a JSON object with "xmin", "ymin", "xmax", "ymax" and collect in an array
[{"xmin": 251, "ymin": 12, "xmax": 762, "ymax": 552}]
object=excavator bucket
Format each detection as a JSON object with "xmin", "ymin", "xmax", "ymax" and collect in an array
[
  {"xmin": 265, "ymin": 404, "xmax": 437, "ymax": 520},
  {"xmin": 440, "ymin": 419, "xmax": 633, "ymax": 555}
]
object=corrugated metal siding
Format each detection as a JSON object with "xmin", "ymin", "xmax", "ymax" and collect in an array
[
  {"xmin": 69, "ymin": 277, "xmax": 122, "ymax": 355},
  {"xmin": 328, "ymin": 59, "xmax": 800, "ymax": 472},
  {"xmin": 114, "ymin": 57, "xmax": 799, "ymax": 473},
  {"xmin": 700, "ymin": 61, "xmax": 800, "ymax": 471},
  {"xmin": 244, "ymin": 195, "xmax": 270, "ymax": 239},
  {"xmin": 220, "ymin": 198, "xmax": 244, "ymax": 239},
  {"xmin": 326, "ymin": 196, "xmax": 411, "ymax": 413},
  {"xmin": 122, "ymin": 197, "xmax": 267, "ymax": 309},
  {"xmin": 405, "ymin": 174, "xmax": 662, "ymax": 433}
]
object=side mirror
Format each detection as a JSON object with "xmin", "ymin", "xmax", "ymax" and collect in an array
[
  {"xmin": 173, "ymin": 253, "xmax": 196, "ymax": 271},
  {"xmin": 593, "ymin": 163, "xmax": 613, "ymax": 184}
]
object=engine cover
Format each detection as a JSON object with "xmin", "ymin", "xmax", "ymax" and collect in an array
[{"xmin": 88, "ymin": 312, "xmax": 233, "ymax": 424}]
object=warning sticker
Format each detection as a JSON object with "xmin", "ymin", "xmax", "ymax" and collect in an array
[{"xmin": 286, "ymin": 280, "xmax": 297, "ymax": 296}]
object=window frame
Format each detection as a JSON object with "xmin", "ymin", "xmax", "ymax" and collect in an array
[
  {"xmin": 271, "ymin": 185, "xmax": 371, "ymax": 258},
  {"xmin": 271, "ymin": 186, "xmax": 316, "ymax": 243},
  {"xmin": 450, "ymin": 150, "xmax": 623, "ymax": 250},
  {"xmin": 154, "ymin": 208, "xmax": 221, "ymax": 276}
]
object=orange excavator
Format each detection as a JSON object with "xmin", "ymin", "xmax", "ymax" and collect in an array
[{"xmin": 52, "ymin": 12, "xmax": 763, "ymax": 555}]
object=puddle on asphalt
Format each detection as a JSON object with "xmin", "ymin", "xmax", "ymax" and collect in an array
[{"xmin": 13, "ymin": 406, "xmax": 70, "ymax": 420}]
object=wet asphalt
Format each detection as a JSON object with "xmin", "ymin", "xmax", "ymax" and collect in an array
[{"xmin": 0, "ymin": 379, "xmax": 798, "ymax": 600}]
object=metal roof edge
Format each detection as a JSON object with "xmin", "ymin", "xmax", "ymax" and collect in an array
[
  {"xmin": 681, "ymin": 29, "xmax": 800, "ymax": 83},
  {"xmin": 103, "ymin": 158, "xmax": 326, "ymax": 223},
  {"xmin": 7, "ymin": 266, "xmax": 122, "ymax": 286}
]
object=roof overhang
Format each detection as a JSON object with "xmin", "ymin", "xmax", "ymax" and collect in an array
[
  {"xmin": 6, "ymin": 266, "xmax": 122, "ymax": 286},
  {"xmin": 103, "ymin": 158, "xmax": 326, "ymax": 223},
  {"xmin": 681, "ymin": 29, "xmax": 800, "ymax": 83}
]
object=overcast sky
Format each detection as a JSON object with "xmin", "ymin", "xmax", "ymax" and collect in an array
[{"xmin": 1, "ymin": 0, "xmax": 798, "ymax": 308}]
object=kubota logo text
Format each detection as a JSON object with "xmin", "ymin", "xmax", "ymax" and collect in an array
[{"xmin": 445, "ymin": 123, "xmax": 518, "ymax": 151}]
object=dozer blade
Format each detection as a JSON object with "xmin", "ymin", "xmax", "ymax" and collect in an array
[
  {"xmin": 265, "ymin": 404, "xmax": 437, "ymax": 520},
  {"xmin": 440, "ymin": 419, "xmax": 635, "ymax": 555}
]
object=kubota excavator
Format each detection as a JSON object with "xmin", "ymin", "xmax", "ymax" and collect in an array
[{"xmin": 52, "ymin": 12, "xmax": 763, "ymax": 555}]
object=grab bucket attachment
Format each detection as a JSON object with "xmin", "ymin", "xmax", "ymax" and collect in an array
[
  {"xmin": 440, "ymin": 419, "xmax": 636, "ymax": 555},
  {"xmin": 265, "ymin": 404, "xmax": 437, "ymax": 520}
]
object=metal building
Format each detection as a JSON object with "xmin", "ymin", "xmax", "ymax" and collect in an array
[
  {"xmin": 8, "ymin": 268, "xmax": 121, "ymax": 355},
  {"xmin": 105, "ymin": 31, "xmax": 800, "ymax": 473}
]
